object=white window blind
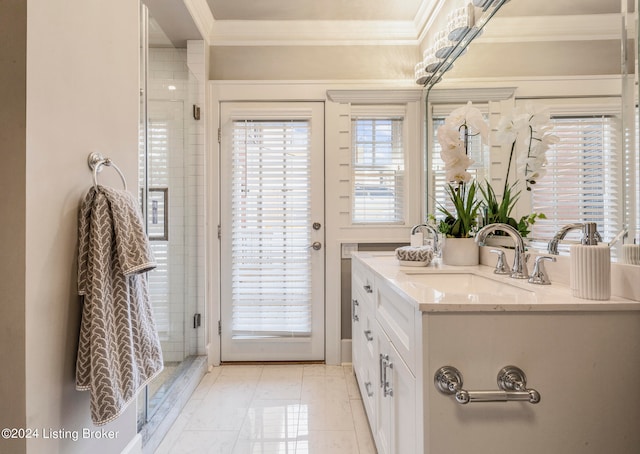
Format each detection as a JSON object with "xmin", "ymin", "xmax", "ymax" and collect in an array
[
  {"xmin": 230, "ymin": 119, "xmax": 312, "ymax": 338},
  {"xmin": 351, "ymin": 108, "xmax": 405, "ymax": 224},
  {"xmin": 430, "ymin": 105, "xmax": 489, "ymax": 220},
  {"xmin": 530, "ymin": 115, "xmax": 621, "ymax": 246}
]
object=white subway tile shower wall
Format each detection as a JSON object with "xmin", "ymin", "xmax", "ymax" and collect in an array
[{"xmin": 146, "ymin": 46, "xmax": 206, "ymax": 362}]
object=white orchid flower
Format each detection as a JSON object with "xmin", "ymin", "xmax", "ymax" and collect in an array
[
  {"xmin": 444, "ymin": 101, "xmax": 490, "ymax": 143},
  {"xmin": 442, "ymin": 149, "xmax": 474, "ymax": 170},
  {"xmin": 445, "ymin": 167, "xmax": 473, "ymax": 184},
  {"xmin": 437, "ymin": 125, "xmax": 464, "ymax": 153}
]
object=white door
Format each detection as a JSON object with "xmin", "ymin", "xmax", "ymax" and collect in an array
[{"xmin": 220, "ymin": 102, "xmax": 325, "ymax": 361}]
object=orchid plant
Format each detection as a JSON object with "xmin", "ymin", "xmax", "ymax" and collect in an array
[
  {"xmin": 495, "ymin": 102, "xmax": 559, "ymax": 191},
  {"xmin": 436, "ymin": 101, "xmax": 488, "ymax": 238},
  {"xmin": 482, "ymin": 102, "xmax": 558, "ymax": 237}
]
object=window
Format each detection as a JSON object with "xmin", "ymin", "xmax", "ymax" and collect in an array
[
  {"xmin": 429, "ymin": 105, "xmax": 489, "ymax": 220},
  {"xmin": 351, "ymin": 106, "xmax": 406, "ymax": 224},
  {"xmin": 530, "ymin": 114, "xmax": 622, "ymax": 246}
]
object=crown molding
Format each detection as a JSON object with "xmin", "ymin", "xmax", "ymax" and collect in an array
[
  {"xmin": 414, "ymin": 0, "xmax": 447, "ymax": 48},
  {"xmin": 210, "ymin": 20, "xmax": 420, "ymax": 46},
  {"xmin": 205, "ymin": 6, "xmax": 623, "ymax": 48},
  {"xmin": 184, "ymin": 0, "xmax": 215, "ymax": 43}
]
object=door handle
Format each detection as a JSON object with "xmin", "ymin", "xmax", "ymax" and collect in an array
[{"xmin": 309, "ymin": 241, "xmax": 322, "ymax": 250}]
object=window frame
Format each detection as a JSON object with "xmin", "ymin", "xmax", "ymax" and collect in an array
[{"xmin": 350, "ymin": 105, "xmax": 408, "ymax": 225}]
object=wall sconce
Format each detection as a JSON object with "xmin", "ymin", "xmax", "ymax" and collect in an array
[
  {"xmin": 473, "ymin": 0, "xmax": 506, "ymax": 10},
  {"xmin": 415, "ymin": 0, "xmax": 509, "ymax": 87},
  {"xmin": 433, "ymin": 30, "xmax": 456, "ymax": 59},
  {"xmin": 447, "ymin": 4, "xmax": 476, "ymax": 41},
  {"xmin": 415, "ymin": 62, "xmax": 429, "ymax": 85}
]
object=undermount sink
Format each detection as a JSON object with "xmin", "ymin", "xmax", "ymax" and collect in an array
[{"xmin": 400, "ymin": 272, "xmax": 537, "ymax": 304}]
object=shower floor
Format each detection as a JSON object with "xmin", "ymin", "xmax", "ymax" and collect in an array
[{"xmin": 138, "ymin": 358, "xmax": 196, "ymax": 430}]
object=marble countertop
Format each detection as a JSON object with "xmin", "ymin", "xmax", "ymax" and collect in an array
[{"xmin": 352, "ymin": 251, "xmax": 640, "ymax": 313}]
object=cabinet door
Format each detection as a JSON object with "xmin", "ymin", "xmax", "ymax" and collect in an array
[
  {"xmin": 375, "ymin": 334, "xmax": 393, "ymax": 454},
  {"xmin": 388, "ymin": 343, "xmax": 416, "ymax": 454},
  {"xmin": 375, "ymin": 327, "xmax": 416, "ymax": 454}
]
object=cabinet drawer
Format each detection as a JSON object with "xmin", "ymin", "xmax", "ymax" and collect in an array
[
  {"xmin": 352, "ymin": 259, "xmax": 375, "ymax": 307},
  {"xmin": 375, "ymin": 276, "xmax": 416, "ymax": 374}
]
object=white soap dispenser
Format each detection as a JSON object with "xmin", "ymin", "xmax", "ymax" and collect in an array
[{"xmin": 570, "ymin": 222, "xmax": 610, "ymax": 300}]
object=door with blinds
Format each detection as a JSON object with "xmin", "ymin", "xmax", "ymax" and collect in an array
[{"xmin": 220, "ymin": 102, "xmax": 325, "ymax": 361}]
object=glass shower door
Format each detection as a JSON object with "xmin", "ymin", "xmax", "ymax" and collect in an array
[{"xmin": 137, "ymin": 3, "xmax": 206, "ymax": 433}]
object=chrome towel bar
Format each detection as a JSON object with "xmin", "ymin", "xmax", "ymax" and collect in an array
[
  {"xmin": 434, "ymin": 365, "xmax": 541, "ymax": 404},
  {"xmin": 87, "ymin": 152, "xmax": 127, "ymax": 190}
]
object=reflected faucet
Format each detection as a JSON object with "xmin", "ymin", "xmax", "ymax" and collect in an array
[
  {"xmin": 547, "ymin": 222, "xmax": 602, "ymax": 255},
  {"xmin": 476, "ymin": 223, "xmax": 529, "ymax": 279},
  {"xmin": 411, "ymin": 224, "xmax": 440, "ymax": 257}
]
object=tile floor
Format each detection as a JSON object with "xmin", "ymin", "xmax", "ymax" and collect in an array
[{"xmin": 154, "ymin": 364, "xmax": 377, "ymax": 454}]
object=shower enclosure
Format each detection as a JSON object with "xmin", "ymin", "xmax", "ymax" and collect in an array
[{"xmin": 137, "ymin": 3, "xmax": 207, "ymax": 444}]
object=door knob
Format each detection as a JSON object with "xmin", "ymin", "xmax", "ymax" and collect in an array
[{"xmin": 310, "ymin": 241, "xmax": 322, "ymax": 250}]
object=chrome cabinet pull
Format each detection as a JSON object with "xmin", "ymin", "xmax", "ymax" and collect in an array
[
  {"xmin": 363, "ymin": 284, "xmax": 373, "ymax": 293},
  {"xmin": 364, "ymin": 329, "xmax": 374, "ymax": 341},
  {"xmin": 365, "ymin": 381, "xmax": 374, "ymax": 397},
  {"xmin": 380, "ymin": 354, "xmax": 393, "ymax": 397},
  {"xmin": 351, "ymin": 299, "xmax": 359, "ymax": 322},
  {"xmin": 434, "ymin": 365, "xmax": 540, "ymax": 405}
]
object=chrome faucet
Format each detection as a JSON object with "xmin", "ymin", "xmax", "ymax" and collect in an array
[
  {"xmin": 476, "ymin": 223, "xmax": 529, "ymax": 279},
  {"xmin": 411, "ymin": 224, "xmax": 440, "ymax": 256},
  {"xmin": 547, "ymin": 222, "xmax": 602, "ymax": 255}
]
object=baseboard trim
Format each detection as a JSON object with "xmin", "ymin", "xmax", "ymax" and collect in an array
[
  {"xmin": 121, "ymin": 433, "xmax": 142, "ymax": 454},
  {"xmin": 341, "ymin": 339, "xmax": 352, "ymax": 364}
]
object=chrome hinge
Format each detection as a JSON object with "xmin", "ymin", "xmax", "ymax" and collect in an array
[
  {"xmin": 217, "ymin": 224, "xmax": 221, "ymax": 240},
  {"xmin": 217, "ymin": 127, "xmax": 221, "ymax": 143},
  {"xmin": 218, "ymin": 320, "xmax": 222, "ymax": 335},
  {"xmin": 193, "ymin": 313, "xmax": 202, "ymax": 328}
]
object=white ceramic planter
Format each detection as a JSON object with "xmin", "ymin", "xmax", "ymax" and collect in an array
[{"xmin": 441, "ymin": 237, "xmax": 479, "ymax": 266}]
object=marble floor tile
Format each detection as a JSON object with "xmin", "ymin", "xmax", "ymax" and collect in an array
[
  {"xmin": 294, "ymin": 430, "xmax": 360, "ymax": 454},
  {"xmin": 163, "ymin": 430, "xmax": 239, "ymax": 454},
  {"xmin": 154, "ymin": 364, "xmax": 376, "ymax": 454}
]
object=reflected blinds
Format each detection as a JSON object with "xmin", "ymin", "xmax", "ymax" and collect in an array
[
  {"xmin": 142, "ymin": 119, "xmax": 170, "ymax": 337},
  {"xmin": 531, "ymin": 115, "xmax": 621, "ymax": 244},
  {"xmin": 230, "ymin": 119, "xmax": 312, "ymax": 338}
]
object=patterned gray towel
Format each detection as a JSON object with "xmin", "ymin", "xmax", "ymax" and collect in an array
[{"xmin": 76, "ymin": 186, "xmax": 163, "ymax": 426}]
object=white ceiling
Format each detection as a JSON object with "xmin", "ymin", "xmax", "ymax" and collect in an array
[{"xmin": 205, "ymin": 0, "xmax": 424, "ymax": 21}]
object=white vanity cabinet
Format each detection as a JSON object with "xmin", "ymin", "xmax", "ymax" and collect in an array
[
  {"xmin": 351, "ymin": 252, "xmax": 640, "ymax": 454},
  {"xmin": 352, "ymin": 258, "xmax": 419, "ymax": 454}
]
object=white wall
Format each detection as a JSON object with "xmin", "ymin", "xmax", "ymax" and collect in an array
[{"xmin": 21, "ymin": 1, "xmax": 140, "ymax": 452}]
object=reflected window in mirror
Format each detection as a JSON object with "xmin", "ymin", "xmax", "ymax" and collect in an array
[
  {"xmin": 430, "ymin": 103, "xmax": 490, "ymax": 222},
  {"xmin": 530, "ymin": 113, "xmax": 622, "ymax": 254},
  {"xmin": 632, "ymin": 107, "xmax": 640, "ymax": 244}
]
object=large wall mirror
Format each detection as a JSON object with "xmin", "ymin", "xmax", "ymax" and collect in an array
[{"xmin": 426, "ymin": 0, "xmax": 639, "ymax": 265}]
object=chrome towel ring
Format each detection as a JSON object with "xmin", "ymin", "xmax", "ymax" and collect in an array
[{"xmin": 87, "ymin": 152, "xmax": 127, "ymax": 190}]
